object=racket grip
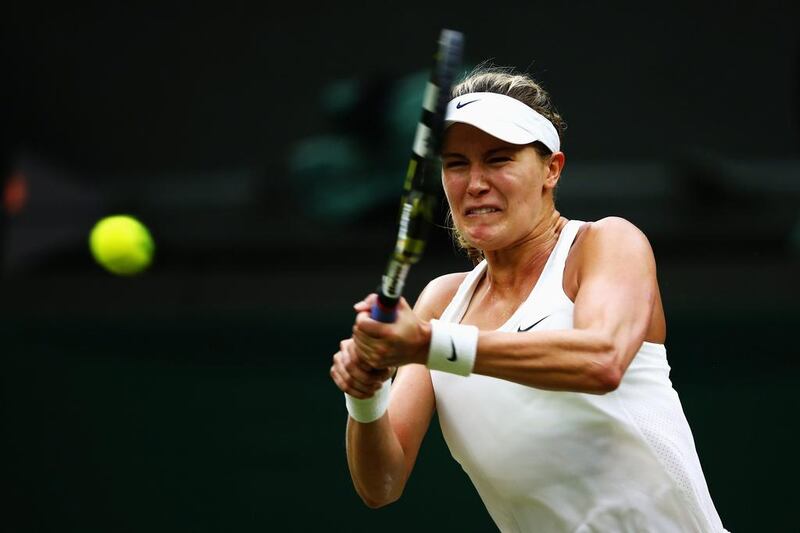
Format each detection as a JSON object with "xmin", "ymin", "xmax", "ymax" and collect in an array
[{"xmin": 371, "ymin": 296, "xmax": 398, "ymax": 323}]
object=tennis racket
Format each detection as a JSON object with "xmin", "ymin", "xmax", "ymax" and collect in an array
[{"xmin": 371, "ymin": 29, "xmax": 464, "ymax": 323}]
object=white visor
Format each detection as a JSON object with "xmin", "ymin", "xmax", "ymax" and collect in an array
[{"xmin": 444, "ymin": 92, "xmax": 560, "ymax": 153}]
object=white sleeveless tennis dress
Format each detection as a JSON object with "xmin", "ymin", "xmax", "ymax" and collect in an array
[{"xmin": 431, "ymin": 220, "xmax": 727, "ymax": 532}]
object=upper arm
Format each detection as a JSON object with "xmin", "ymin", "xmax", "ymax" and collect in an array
[
  {"xmin": 571, "ymin": 217, "xmax": 659, "ymax": 373},
  {"xmin": 388, "ymin": 272, "xmax": 467, "ymax": 481}
]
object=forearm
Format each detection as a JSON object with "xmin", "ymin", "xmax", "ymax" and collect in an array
[
  {"xmin": 345, "ymin": 415, "xmax": 407, "ymax": 508},
  {"xmin": 474, "ymin": 328, "xmax": 622, "ymax": 394}
]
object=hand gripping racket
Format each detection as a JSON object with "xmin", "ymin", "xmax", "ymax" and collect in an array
[{"xmin": 371, "ymin": 29, "xmax": 464, "ymax": 323}]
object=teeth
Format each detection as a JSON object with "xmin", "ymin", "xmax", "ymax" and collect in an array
[{"xmin": 470, "ymin": 207, "xmax": 498, "ymax": 215}]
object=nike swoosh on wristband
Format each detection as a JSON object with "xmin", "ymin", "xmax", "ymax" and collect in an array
[
  {"xmin": 447, "ymin": 338, "xmax": 457, "ymax": 361},
  {"xmin": 517, "ymin": 315, "xmax": 550, "ymax": 332},
  {"xmin": 456, "ymin": 99, "xmax": 480, "ymax": 109}
]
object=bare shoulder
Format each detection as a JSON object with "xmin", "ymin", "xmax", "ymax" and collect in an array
[
  {"xmin": 566, "ymin": 217, "xmax": 656, "ymax": 297},
  {"xmin": 573, "ymin": 217, "xmax": 654, "ymax": 259},
  {"xmin": 412, "ymin": 271, "xmax": 470, "ymax": 321}
]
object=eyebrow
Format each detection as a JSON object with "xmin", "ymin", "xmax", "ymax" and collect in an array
[{"xmin": 442, "ymin": 147, "xmax": 515, "ymax": 159}]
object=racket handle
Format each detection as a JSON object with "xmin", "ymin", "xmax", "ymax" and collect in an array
[{"xmin": 371, "ymin": 294, "xmax": 398, "ymax": 323}]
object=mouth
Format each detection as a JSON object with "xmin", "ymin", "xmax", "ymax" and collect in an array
[{"xmin": 465, "ymin": 206, "xmax": 501, "ymax": 217}]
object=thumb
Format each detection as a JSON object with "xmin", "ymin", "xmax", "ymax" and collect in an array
[{"xmin": 353, "ymin": 293, "xmax": 378, "ymax": 313}]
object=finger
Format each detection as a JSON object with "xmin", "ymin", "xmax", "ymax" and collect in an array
[
  {"xmin": 342, "ymin": 338, "xmax": 379, "ymax": 373},
  {"xmin": 353, "ymin": 300, "xmax": 370, "ymax": 313},
  {"xmin": 351, "ymin": 328, "xmax": 373, "ymax": 351},
  {"xmin": 339, "ymin": 338, "xmax": 355, "ymax": 357},
  {"xmin": 346, "ymin": 341, "xmax": 392, "ymax": 378},
  {"xmin": 337, "ymin": 349, "xmax": 382, "ymax": 394},
  {"xmin": 351, "ymin": 332, "xmax": 386, "ymax": 369},
  {"xmin": 330, "ymin": 364, "xmax": 348, "ymax": 393},
  {"xmin": 337, "ymin": 343, "xmax": 392, "ymax": 387},
  {"xmin": 353, "ymin": 293, "xmax": 378, "ymax": 313},
  {"xmin": 345, "ymin": 357, "xmax": 386, "ymax": 390},
  {"xmin": 355, "ymin": 310, "xmax": 388, "ymax": 337},
  {"xmin": 342, "ymin": 343, "xmax": 387, "ymax": 388},
  {"xmin": 330, "ymin": 364, "xmax": 373, "ymax": 399}
]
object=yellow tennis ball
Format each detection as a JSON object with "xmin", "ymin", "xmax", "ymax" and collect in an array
[{"xmin": 89, "ymin": 215, "xmax": 155, "ymax": 275}]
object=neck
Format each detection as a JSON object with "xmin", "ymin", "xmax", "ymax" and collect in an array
[{"xmin": 482, "ymin": 209, "xmax": 567, "ymax": 297}]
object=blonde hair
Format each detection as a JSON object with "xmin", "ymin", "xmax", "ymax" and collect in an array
[{"xmin": 445, "ymin": 64, "xmax": 566, "ymax": 264}]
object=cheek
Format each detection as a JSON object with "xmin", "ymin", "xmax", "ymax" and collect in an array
[
  {"xmin": 500, "ymin": 181, "xmax": 542, "ymax": 226},
  {"xmin": 509, "ymin": 193, "xmax": 539, "ymax": 220},
  {"xmin": 442, "ymin": 176, "xmax": 464, "ymax": 208}
]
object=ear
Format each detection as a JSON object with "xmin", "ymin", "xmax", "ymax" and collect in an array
[{"xmin": 543, "ymin": 151, "xmax": 565, "ymax": 190}]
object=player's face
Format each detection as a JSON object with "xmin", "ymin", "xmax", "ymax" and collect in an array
[{"xmin": 441, "ymin": 123, "xmax": 558, "ymax": 252}]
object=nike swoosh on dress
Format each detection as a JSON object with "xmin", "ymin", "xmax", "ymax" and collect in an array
[{"xmin": 517, "ymin": 315, "xmax": 550, "ymax": 332}]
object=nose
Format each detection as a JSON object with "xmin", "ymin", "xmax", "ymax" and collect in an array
[{"xmin": 466, "ymin": 166, "xmax": 490, "ymax": 197}]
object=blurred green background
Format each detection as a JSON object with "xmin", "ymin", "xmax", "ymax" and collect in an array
[{"xmin": 2, "ymin": 1, "xmax": 799, "ymax": 532}]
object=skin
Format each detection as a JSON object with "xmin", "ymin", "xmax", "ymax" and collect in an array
[{"xmin": 329, "ymin": 123, "xmax": 666, "ymax": 508}]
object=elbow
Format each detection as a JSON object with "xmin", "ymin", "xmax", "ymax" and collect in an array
[
  {"xmin": 355, "ymin": 475, "xmax": 404, "ymax": 509},
  {"xmin": 361, "ymin": 496, "xmax": 395, "ymax": 509},
  {"xmin": 359, "ymin": 489, "xmax": 402, "ymax": 509},
  {"xmin": 588, "ymin": 341, "xmax": 623, "ymax": 394},
  {"xmin": 594, "ymin": 363, "xmax": 622, "ymax": 393}
]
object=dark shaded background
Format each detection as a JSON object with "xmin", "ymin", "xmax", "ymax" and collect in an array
[{"xmin": 2, "ymin": 2, "xmax": 799, "ymax": 531}]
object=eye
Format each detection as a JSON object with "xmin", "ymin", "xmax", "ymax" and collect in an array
[
  {"xmin": 444, "ymin": 160, "xmax": 467, "ymax": 169},
  {"xmin": 488, "ymin": 156, "xmax": 511, "ymax": 164}
]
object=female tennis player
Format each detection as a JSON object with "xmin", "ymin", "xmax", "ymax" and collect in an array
[{"xmin": 330, "ymin": 66, "xmax": 727, "ymax": 532}]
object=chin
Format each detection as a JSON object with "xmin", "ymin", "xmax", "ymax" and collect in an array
[
  {"xmin": 466, "ymin": 225, "xmax": 526, "ymax": 253},
  {"xmin": 464, "ymin": 231, "xmax": 501, "ymax": 252}
]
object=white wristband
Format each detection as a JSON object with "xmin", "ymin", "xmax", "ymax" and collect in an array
[
  {"xmin": 427, "ymin": 319, "xmax": 478, "ymax": 376},
  {"xmin": 344, "ymin": 379, "xmax": 392, "ymax": 423}
]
